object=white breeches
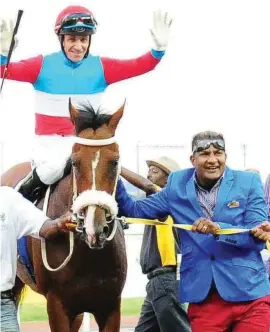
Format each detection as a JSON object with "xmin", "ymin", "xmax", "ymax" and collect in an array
[{"xmin": 31, "ymin": 135, "xmax": 74, "ymax": 185}]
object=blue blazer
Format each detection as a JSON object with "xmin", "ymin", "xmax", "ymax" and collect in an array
[{"xmin": 116, "ymin": 167, "xmax": 270, "ymax": 303}]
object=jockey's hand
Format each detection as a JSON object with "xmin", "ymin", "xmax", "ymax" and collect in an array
[
  {"xmin": 192, "ymin": 217, "xmax": 220, "ymax": 235},
  {"xmin": 251, "ymin": 222, "xmax": 270, "ymax": 242},
  {"xmin": 0, "ymin": 18, "xmax": 18, "ymax": 56},
  {"xmin": 150, "ymin": 10, "xmax": 172, "ymax": 51}
]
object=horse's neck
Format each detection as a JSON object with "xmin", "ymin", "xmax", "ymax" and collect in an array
[{"xmin": 45, "ymin": 175, "xmax": 73, "ymax": 219}]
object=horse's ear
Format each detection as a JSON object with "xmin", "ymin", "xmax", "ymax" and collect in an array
[
  {"xmin": 108, "ymin": 100, "xmax": 125, "ymax": 133},
  {"xmin": 69, "ymin": 97, "xmax": 79, "ymax": 125}
]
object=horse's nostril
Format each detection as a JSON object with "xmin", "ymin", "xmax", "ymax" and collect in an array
[{"xmin": 102, "ymin": 225, "xmax": 109, "ymax": 237}]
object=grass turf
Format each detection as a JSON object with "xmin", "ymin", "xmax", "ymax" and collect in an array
[{"xmin": 20, "ymin": 297, "xmax": 144, "ymax": 322}]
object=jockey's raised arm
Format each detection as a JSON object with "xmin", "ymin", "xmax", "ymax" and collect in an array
[
  {"xmin": 101, "ymin": 51, "xmax": 164, "ymax": 85},
  {"xmin": 0, "ymin": 55, "xmax": 43, "ymax": 83}
]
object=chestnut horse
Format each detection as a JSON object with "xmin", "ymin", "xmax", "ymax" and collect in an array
[{"xmin": 1, "ymin": 101, "xmax": 127, "ymax": 332}]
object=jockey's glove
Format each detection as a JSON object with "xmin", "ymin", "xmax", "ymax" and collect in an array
[
  {"xmin": 150, "ymin": 10, "xmax": 172, "ymax": 51},
  {"xmin": 0, "ymin": 18, "xmax": 18, "ymax": 56}
]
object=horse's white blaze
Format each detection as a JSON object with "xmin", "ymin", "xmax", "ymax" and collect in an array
[
  {"xmin": 85, "ymin": 151, "xmax": 100, "ymax": 242},
  {"xmin": 91, "ymin": 150, "xmax": 100, "ymax": 190},
  {"xmin": 112, "ymin": 159, "xmax": 121, "ymax": 198},
  {"xmin": 85, "ymin": 205, "xmax": 96, "ymax": 241}
]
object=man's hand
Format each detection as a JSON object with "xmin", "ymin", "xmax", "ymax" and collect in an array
[
  {"xmin": 192, "ymin": 217, "xmax": 220, "ymax": 235},
  {"xmin": 150, "ymin": 10, "xmax": 172, "ymax": 51},
  {"xmin": 55, "ymin": 212, "xmax": 74, "ymax": 232},
  {"xmin": 40, "ymin": 212, "xmax": 75, "ymax": 239},
  {"xmin": 251, "ymin": 222, "xmax": 270, "ymax": 242},
  {"xmin": 0, "ymin": 19, "xmax": 17, "ymax": 56}
]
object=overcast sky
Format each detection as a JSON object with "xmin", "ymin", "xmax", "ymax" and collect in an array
[{"xmin": 1, "ymin": 0, "xmax": 270, "ymax": 179}]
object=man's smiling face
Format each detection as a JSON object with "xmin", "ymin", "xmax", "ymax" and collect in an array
[
  {"xmin": 190, "ymin": 145, "xmax": 226, "ymax": 187},
  {"xmin": 63, "ymin": 34, "xmax": 90, "ymax": 62}
]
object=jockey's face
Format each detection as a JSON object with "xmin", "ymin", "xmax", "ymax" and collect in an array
[
  {"xmin": 147, "ymin": 165, "xmax": 168, "ymax": 188},
  {"xmin": 190, "ymin": 145, "xmax": 226, "ymax": 188},
  {"xmin": 63, "ymin": 35, "xmax": 90, "ymax": 62}
]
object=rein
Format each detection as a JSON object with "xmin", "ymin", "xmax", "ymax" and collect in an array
[{"xmin": 41, "ymin": 186, "xmax": 75, "ymax": 272}]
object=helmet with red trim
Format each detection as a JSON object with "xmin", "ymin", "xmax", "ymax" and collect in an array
[{"xmin": 54, "ymin": 5, "xmax": 97, "ymax": 36}]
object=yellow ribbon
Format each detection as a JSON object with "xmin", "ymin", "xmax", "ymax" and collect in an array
[
  {"xmin": 66, "ymin": 222, "xmax": 77, "ymax": 229},
  {"xmin": 125, "ymin": 218, "xmax": 249, "ymax": 234},
  {"xmin": 66, "ymin": 218, "xmax": 270, "ymax": 250},
  {"xmin": 125, "ymin": 218, "xmax": 270, "ymax": 249}
]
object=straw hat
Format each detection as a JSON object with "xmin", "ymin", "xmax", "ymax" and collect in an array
[{"xmin": 146, "ymin": 156, "xmax": 180, "ymax": 175}]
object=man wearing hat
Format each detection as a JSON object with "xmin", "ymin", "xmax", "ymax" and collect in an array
[{"xmin": 120, "ymin": 156, "xmax": 191, "ymax": 332}]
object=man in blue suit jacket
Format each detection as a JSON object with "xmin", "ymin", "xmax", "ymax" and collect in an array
[{"xmin": 116, "ymin": 130, "xmax": 270, "ymax": 332}]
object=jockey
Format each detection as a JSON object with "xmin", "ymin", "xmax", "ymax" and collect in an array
[{"xmin": 0, "ymin": 5, "xmax": 172, "ymax": 201}]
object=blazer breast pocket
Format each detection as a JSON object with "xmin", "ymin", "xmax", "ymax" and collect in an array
[{"xmin": 221, "ymin": 197, "xmax": 247, "ymax": 224}]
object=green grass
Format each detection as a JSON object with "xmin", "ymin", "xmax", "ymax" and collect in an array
[
  {"xmin": 20, "ymin": 298, "xmax": 144, "ymax": 322},
  {"xmin": 121, "ymin": 297, "xmax": 144, "ymax": 316},
  {"xmin": 20, "ymin": 303, "xmax": 48, "ymax": 322}
]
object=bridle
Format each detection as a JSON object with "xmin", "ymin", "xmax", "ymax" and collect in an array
[
  {"xmin": 71, "ymin": 135, "xmax": 121, "ymax": 242},
  {"xmin": 41, "ymin": 134, "xmax": 122, "ymax": 271}
]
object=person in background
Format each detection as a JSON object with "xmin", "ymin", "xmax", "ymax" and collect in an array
[{"xmin": 121, "ymin": 156, "xmax": 191, "ymax": 332}]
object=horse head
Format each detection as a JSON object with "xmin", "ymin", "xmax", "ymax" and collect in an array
[{"xmin": 69, "ymin": 99, "xmax": 124, "ymax": 249}]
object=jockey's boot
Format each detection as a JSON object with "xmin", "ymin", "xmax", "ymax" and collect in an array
[
  {"xmin": 19, "ymin": 168, "xmax": 48, "ymax": 203},
  {"xmin": 19, "ymin": 158, "xmax": 68, "ymax": 202}
]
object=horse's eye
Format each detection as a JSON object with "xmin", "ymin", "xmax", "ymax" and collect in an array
[
  {"xmin": 71, "ymin": 159, "xmax": 77, "ymax": 168},
  {"xmin": 111, "ymin": 159, "xmax": 119, "ymax": 170}
]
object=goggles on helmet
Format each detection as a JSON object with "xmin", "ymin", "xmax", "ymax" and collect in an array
[
  {"xmin": 56, "ymin": 13, "xmax": 97, "ymax": 35},
  {"xmin": 192, "ymin": 139, "xmax": 225, "ymax": 154}
]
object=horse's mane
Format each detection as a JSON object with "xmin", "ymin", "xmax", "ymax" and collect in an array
[
  {"xmin": 62, "ymin": 157, "xmax": 72, "ymax": 180},
  {"xmin": 60, "ymin": 102, "xmax": 113, "ymax": 181},
  {"xmin": 74, "ymin": 102, "xmax": 112, "ymax": 134}
]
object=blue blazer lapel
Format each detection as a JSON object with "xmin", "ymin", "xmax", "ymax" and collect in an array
[
  {"xmin": 186, "ymin": 173, "xmax": 204, "ymax": 216},
  {"xmin": 213, "ymin": 167, "xmax": 234, "ymax": 218}
]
